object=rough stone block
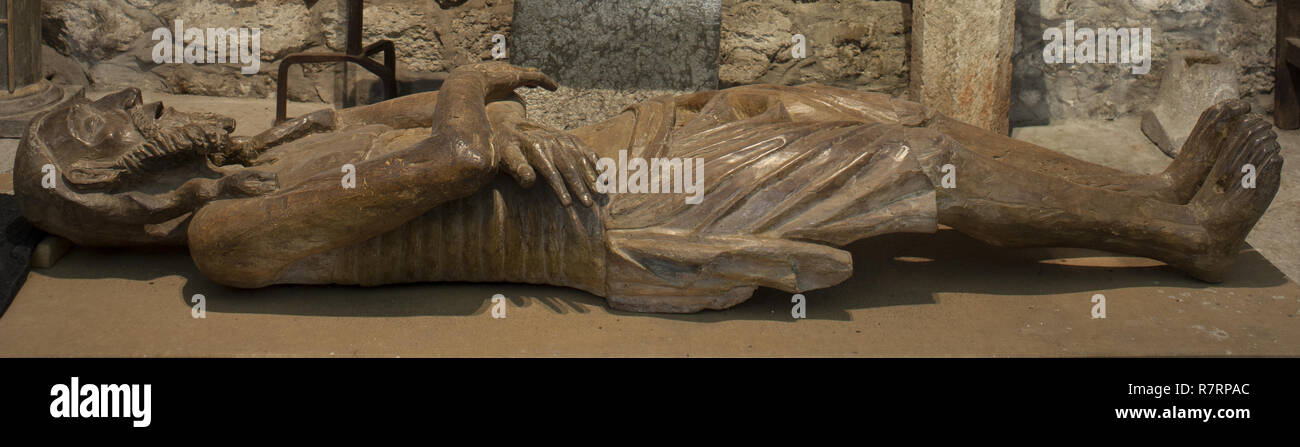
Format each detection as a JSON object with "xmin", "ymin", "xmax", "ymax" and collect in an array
[
  {"xmin": 1141, "ymin": 50, "xmax": 1239, "ymax": 157},
  {"xmin": 719, "ymin": 0, "xmax": 909, "ymax": 95},
  {"xmin": 912, "ymin": 0, "xmax": 1014, "ymax": 134},
  {"xmin": 30, "ymin": 235, "xmax": 71, "ymax": 269},
  {"xmin": 512, "ymin": 0, "xmax": 722, "ymax": 90}
]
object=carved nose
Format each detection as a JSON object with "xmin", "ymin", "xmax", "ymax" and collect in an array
[
  {"xmin": 93, "ymin": 88, "xmax": 143, "ymax": 110},
  {"xmin": 143, "ymin": 101, "xmax": 164, "ymax": 119}
]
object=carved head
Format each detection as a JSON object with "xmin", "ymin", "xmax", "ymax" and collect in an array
[
  {"xmin": 30, "ymin": 88, "xmax": 236, "ymax": 190},
  {"xmin": 15, "ymin": 88, "xmax": 239, "ymax": 246}
]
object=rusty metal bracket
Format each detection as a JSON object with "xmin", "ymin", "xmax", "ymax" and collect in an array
[{"xmin": 275, "ymin": 0, "xmax": 396, "ymax": 124}]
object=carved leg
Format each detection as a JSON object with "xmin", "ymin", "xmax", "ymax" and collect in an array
[
  {"xmin": 928, "ymin": 99, "xmax": 1257, "ymax": 205},
  {"xmin": 923, "ymin": 105, "xmax": 1282, "ymax": 282}
]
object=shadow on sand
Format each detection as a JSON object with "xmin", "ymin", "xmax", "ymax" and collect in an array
[{"xmin": 34, "ymin": 229, "xmax": 1292, "ymax": 323}]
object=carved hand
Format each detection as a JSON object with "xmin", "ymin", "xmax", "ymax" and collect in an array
[
  {"xmin": 454, "ymin": 61, "xmax": 559, "ymax": 100},
  {"xmin": 440, "ymin": 62, "xmax": 596, "ymax": 206},
  {"xmin": 219, "ymin": 169, "xmax": 280, "ymax": 198},
  {"xmin": 492, "ymin": 111, "xmax": 600, "ymax": 207},
  {"xmin": 187, "ymin": 168, "xmax": 280, "ymax": 203}
]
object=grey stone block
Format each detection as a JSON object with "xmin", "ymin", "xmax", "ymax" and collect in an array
[
  {"xmin": 1141, "ymin": 50, "xmax": 1239, "ymax": 157},
  {"xmin": 512, "ymin": 0, "xmax": 722, "ymax": 90}
]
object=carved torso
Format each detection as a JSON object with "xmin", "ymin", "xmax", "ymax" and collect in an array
[{"xmin": 254, "ymin": 124, "xmax": 607, "ymax": 295}]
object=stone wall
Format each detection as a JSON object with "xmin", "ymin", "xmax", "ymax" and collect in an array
[
  {"xmin": 1012, "ymin": 0, "xmax": 1275, "ymax": 126},
  {"xmin": 36, "ymin": 0, "xmax": 1277, "ymax": 128},
  {"xmin": 512, "ymin": 0, "xmax": 721, "ymax": 91},
  {"xmin": 719, "ymin": 0, "xmax": 910, "ymax": 96},
  {"xmin": 40, "ymin": 0, "xmax": 513, "ymax": 103}
]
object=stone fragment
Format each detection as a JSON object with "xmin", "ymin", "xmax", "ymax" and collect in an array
[
  {"xmin": 1141, "ymin": 50, "xmax": 1239, "ymax": 157},
  {"xmin": 41, "ymin": 45, "xmax": 90, "ymax": 87},
  {"xmin": 30, "ymin": 235, "xmax": 72, "ymax": 269},
  {"xmin": 1011, "ymin": 0, "xmax": 1273, "ymax": 125}
]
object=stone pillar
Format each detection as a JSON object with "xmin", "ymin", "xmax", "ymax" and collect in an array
[
  {"xmin": 1, "ymin": 0, "xmax": 42, "ymax": 93},
  {"xmin": 910, "ymin": 0, "xmax": 1014, "ymax": 135},
  {"xmin": 1, "ymin": 0, "xmax": 81, "ymax": 139}
]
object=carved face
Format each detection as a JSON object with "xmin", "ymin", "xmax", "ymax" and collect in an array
[{"xmin": 35, "ymin": 87, "xmax": 236, "ymax": 190}]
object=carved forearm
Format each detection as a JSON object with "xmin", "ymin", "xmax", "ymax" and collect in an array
[
  {"xmin": 430, "ymin": 69, "xmax": 494, "ymax": 154},
  {"xmin": 59, "ymin": 177, "xmax": 216, "ymax": 227},
  {"xmin": 221, "ymin": 109, "xmax": 337, "ymax": 165}
]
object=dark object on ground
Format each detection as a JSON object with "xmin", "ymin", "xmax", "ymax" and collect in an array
[{"xmin": 0, "ymin": 194, "xmax": 43, "ymax": 319}]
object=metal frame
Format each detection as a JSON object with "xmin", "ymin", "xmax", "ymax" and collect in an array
[{"xmin": 275, "ymin": 0, "xmax": 396, "ymax": 124}]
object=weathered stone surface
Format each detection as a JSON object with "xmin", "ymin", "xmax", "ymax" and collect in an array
[
  {"xmin": 41, "ymin": 45, "xmax": 90, "ymax": 87},
  {"xmin": 0, "ymin": 138, "xmax": 18, "ymax": 172},
  {"xmin": 1012, "ymin": 0, "xmax": 1274, "ymax": 125},
  {"xmin": 1141, "ymin": 50, "xmax": 1239, "ymax": 157},
  {"xmin": 3, "ymin": 0, "xmax": 44, "ymax": 91},
  {"xmin": 30, "ymin": 235, "xmax": 72, "ymax": 269},
  {"xmin": 152, "ymin": 62, "xmax": 277, "ymax": 98},
  {"xmin": 41, "ymin": 0, "xmax": 160, "ymax": 62},
  {"xmin": 719, "ymin": 0, "xmax": 908, "ymax": 95},
  {"xmin": 0, "ymin": 81, "xmax": 84, "ymax": 138},
  {"xmin": 87, "ymin": 46, "xmax": 167, "ymax": 92},
  {"xmin": 40, "ymin": 0, "xmax": 513, "ymax": 101},
  {"xmin": 512, "ymin": 0, "xmax": 721, "ymax": 90},
  {"xmin": 517, "ymin": 85, "xmax": 687, "ymax": 131},
  {"xmin": 36, "ymin": 0, "xmax": 1278, "ymax": 129},
  {"xmin": 912, "ymin": 0, "xmax": 1015, "ymax": 134},
  {"xmin": 150, "ymin": 0, "xmax": 317, "ymax": 61}
]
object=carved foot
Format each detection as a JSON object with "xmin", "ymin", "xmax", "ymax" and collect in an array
[
  {"xmin": 1161, "ymin": 99, "xmax": 1254, "ymax": 204},
  {"xmin": 1173, "ymin": 108, "xmax": 1284, "ymax": 282}
]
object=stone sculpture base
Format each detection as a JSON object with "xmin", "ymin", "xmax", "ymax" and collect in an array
[{"xmin": 0, "ymin": 80, "xmax": 84, "ymax": 138}]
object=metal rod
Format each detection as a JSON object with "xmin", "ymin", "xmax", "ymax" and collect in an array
[
  {"xmin": 276, "ymin": 0, "xmax": 397, "ymax": 124},
  {"xmin": 346, "ymin": 0, "xmax": 362, "ymax": 56},
  {"xmin": 7, "ymin": 0, "xmax": 15, "ymax": 93}
]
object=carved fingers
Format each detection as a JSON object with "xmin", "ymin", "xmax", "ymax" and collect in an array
[
  {"xmin": 512, "ymin": 125, "xmax": 599, "ymax": 207},
  {"xmin": 458, "ymin": 62, "xmax": 559, "ymax": 98},
  {"xmin": 495, "ymin": 120, "xmax": 537, "ymax": 187}
]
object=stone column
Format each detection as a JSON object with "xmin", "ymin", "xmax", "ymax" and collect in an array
[
  {"xmin": 2, "ymin": 0, "xmax": 82, "ymax": 139},
  {"xmin": 1, "ymin": 0, "xmax": 42, "ymax": 93},
  {"xmin": 910, "ymin": 0, "xmax": 1015, "ymax": 135}
]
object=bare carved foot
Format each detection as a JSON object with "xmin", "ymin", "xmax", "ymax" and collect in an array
[
  {"xmin": 1170, "ymin": 107, "xmax": 1283, "ymax": 282},
  {"xmin": 1157, "ymin": 99, "xmax": 1254, "ymax": 204}
]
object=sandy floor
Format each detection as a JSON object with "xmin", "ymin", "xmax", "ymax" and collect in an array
[{"xmin": 0, "ymin": 90, "xmax": 1296, "ymax": 357}]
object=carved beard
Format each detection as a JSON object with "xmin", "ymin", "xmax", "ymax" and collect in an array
[
  {"xmin": 67, "ymin": 108, "xmax": 229, "ymax": 189},
  {"xmin": 123, "ymin": 107, "xmax": 226, "ymax": 172}
]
